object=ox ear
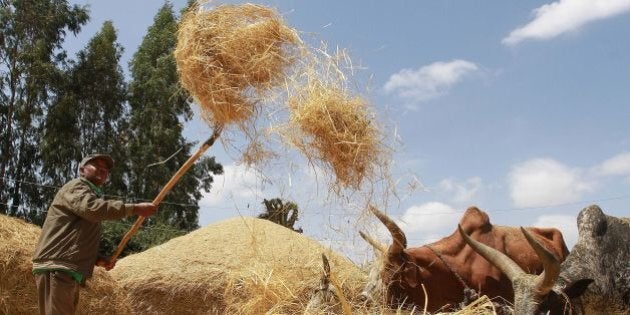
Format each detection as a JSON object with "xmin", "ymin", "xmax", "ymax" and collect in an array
[
  {"xmin": 564, "ymin": 278, "xmax": 594, "ymax": 299},
  {"xmin": 402, "ymin": 263, "xmax": 420, "ymax": 288}
]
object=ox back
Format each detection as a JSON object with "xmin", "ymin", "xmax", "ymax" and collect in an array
[{"xmin": 369, "ymin": 206, "xmax": 570, "ymax": 312}]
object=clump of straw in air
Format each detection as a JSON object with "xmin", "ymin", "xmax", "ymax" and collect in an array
[
  {"xmin": 242, "ymin": 140, "xmax": 278, "ymax": 166},
  {"xmin": 286, "ymin": 78, "xmax": 383, "ymax": 189},
  {"xmin": 175, "ymin": 3, "xmax": 302, "ymax": 126}
]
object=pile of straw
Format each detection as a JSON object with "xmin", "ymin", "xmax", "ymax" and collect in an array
[
  {"xmin": 438, "ymin": 295, "xmax": 500, "ymax": 315},
  {"xmin": 110, "ymin": 217, "xmax": 366, "ymax": 314},
  {"xmin": 0, "ymin": 214, "xmax": 132, "ymax": 315},
  {"xmin": 175, "ymin": 3, "xmax": 302, "ymax": 126},
  {"xmin": 365, "ymin": 294, "xmax": 500, "ymax": 315},
  {"xmin": 286, "ymin": 79, "xmax": 384, "ymax": 189}
]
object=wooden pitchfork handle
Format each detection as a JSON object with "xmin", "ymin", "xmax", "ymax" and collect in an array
[{"xmin": 110, "ymin": 125, "xmax": 224, "ymax": 262}]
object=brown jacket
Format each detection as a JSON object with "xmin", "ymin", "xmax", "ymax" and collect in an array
[{"xmin": 32, "ymin": 177, "xmax": 134, "ymax": 278}]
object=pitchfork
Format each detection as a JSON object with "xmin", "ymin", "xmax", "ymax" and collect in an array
[{"xmin": 110, "ymin": 124, "xmax": 224, "ymax": 262}]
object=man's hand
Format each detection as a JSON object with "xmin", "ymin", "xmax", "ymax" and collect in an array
[
  {"xmin": 134, "ymin": 202, "xmax": 157, "ymax": 217},
  {"xmin": 95, "ymin": 256, "xmax": 116, "ymax": 271}
]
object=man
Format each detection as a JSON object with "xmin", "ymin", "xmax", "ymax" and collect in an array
[{"xmin": 32, "ymin": 154, "xmax": 157, "ymax": 315}]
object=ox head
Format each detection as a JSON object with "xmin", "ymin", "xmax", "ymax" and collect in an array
[
  {"xmin": 363, "ymin": 206, "xmax": 425, "ymax": 307},
  {"xmin": 458, "ymin": 225, "xmax": 593, "ymax": 314},
  {"xmin": 358, "ymin": 230, "xmax": 387, "ymax": 303}
]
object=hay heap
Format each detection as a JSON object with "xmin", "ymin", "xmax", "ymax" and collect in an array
[
  {"xmin": 286, "ymin": 79, "xmax": 384, "ymax": 189},
  {"xmin": 0, "ymin": 214, "xmax": 132, "ymax": 315},
  {"xmin": 175, "ymin": 3, "xmax": 302, "ymax": 126},
  {"xmin": 438, "ymin": 295, "xmax": 500, "ymax": 315},
  {"xmin": 110, "ymin": 217, "xmax": 366, "ymax": 314}
]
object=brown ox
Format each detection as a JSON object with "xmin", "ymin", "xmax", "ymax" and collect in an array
[{"xmin": 365, "ymin": 205, "xmax": 570, "ymax": 312}]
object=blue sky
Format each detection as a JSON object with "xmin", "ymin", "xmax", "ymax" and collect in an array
[{"xmin": 67, "ymin": 0, "xmax": 630, "ymax": 258}]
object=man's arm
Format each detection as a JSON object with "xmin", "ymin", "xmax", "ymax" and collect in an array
[{"xmin": 69, "ymin": 184, "xmax": 156, "ymax": 222}]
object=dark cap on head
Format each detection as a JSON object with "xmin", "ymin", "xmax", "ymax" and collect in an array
[{"xmin": 80, "ymin": 154, "xmax": 114, "ymax": 170}]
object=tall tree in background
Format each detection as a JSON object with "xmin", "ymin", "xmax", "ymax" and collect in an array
[
  {"xmin": 0, "ymin": 0, "xmax": 88, "ymax": 220},
  {"xmin": 126, "ymin": 3, "xmax": 222, "ymax": 232},
  {"xmin": 41, "ymin": 20, "xmax": 128, "ymax": 215}
]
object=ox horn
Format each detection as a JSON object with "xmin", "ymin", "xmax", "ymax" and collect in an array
[
  {"xmin": 520, "ymin": 227, "xmax": 561, "ymax": 295},
  {"xmin": 369, "ymin": 205, "xmax": 407, "ymax": 254},
  {"xmin": 359, "ymin": 230, "xmax": 387, "ymax": 254},
  {"xmin": 457, "ymin": 224, "xmax": 524, "ymax": 282}
]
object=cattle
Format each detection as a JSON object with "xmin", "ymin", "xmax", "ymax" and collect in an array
[
  {"xmin": 459, "ymin": 204, "xmax": 630, "ymax": 314},
  {"xmin": 358, "ymin": 230, "xmax": 388, "ymax": 302},
  {"xmin": 363, "ymin": 205, "xmax": 570, "ymax": 312}
]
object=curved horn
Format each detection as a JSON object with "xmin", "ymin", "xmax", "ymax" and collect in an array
[
  {"xmin": 520, "ymin": 227, "xmax": 561, "ymax": 294},
  {"xmin": 369, "ymin": 205, "xmax": 407, "ymax": 254},
  {"xmin": 457, "ymin": 224, "xmax": 525, "ymax": 281},
  {"xmin": 359, "ymin": 230, "xmax": 387, "ymax": 254}
]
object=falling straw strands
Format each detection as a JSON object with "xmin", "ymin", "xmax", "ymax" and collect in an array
[
  {"xmin": 175, "ymin": 1, "xmax": 391, "ymax": 192},
  {"xmin": 279, "ymin": 45, "xmax": 390, "ymax": 191},
  {"xmin": 285, "ymin": 80, "xmax": 384, "ymax": 189},
  {"xmin": 175, "ymin": 3, "xmax": 302, "ymax": 127}
]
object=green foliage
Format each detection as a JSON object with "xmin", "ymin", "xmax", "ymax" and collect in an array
[
  {"xmin": 99, "ymin": 220, "xmax": 187, "ymax": 258},
  {"xmin": 125, "ymin": 3, "xmax": 222, "ymax": 233},
  {"xmin": 0, "ymin": 0, "xmax": 89, "ymax": 221},
  {"xmin": 41, "ymin": 21, "xmax": 127, "ymax": 190},
  {"xmin": 258, "ymin": 198, "xmax": 303, "ymax": 233}
]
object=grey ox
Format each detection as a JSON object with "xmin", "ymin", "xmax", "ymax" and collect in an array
[{"xmin": 459, "ymin": 204, "xmax": 630, "ymax": 314}]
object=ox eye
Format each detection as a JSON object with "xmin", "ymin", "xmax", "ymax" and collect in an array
[{"xmin": 594, "ymin": 219, "xmax": 607, "ymax": 236}]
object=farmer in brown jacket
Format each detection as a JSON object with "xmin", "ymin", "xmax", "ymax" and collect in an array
[{"xmin": 32, "ymin": 154, "xmax": 157, "ymax": 315}]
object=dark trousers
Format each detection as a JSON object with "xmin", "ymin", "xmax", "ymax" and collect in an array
[{"xmin": 34, "ymin": 271, "xmax": 79, "ymax": 315}]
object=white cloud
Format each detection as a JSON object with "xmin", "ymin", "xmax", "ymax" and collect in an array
[
  {"xmin": 592, "ymin": 152, "xmax": 630, "ymax": 177},
  {"xmin": 438, "ymin": 177, "xmax": 483, "ymax": 204},
  {"xmin": 394, "ymin": 202, "xmax": 462, "ymax": 242},
  {"xmin": 368, "ymin": 202, "xmax": 468, "ymax": 248},
  {"xmin": 503, "ymin": 0, "xmax": 630, "ymax": 46},
  {"xmin": 508, "ymin": 158, "xmax": 593, "ymax": 208},
  {"xmin": 533, "ymin": 214, "xmax": 578, "ymax": 249},
  {"xmin": 199, "ymin": 163, "xmax": 263, "ymax": 207},
  {"xmin": 383, "ymin": 60, "xmax": 479, "ymax": 107}
]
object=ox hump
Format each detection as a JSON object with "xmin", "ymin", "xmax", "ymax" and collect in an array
[
  {"xmin": 576, "ymin": 204, "xmax": 608, "ymax": 238},
  {"xmin": 459, "ymin": 206, "xmax": 492, "ymax": 234}
]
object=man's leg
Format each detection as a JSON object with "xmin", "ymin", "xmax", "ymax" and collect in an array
[
  {"xmin": 50, "ymin": 271, "xmax": 79, "ymax": 314},
  {"xmin": 36, "ymin": 271, "xmax": 80, "ymax": 315},
  {"xmin": 34, "ymin": 273, "xmax": 49, "ymax": 315}
]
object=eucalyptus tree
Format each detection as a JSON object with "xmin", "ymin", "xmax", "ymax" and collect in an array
[
  {"xmin": 42, "ymin": 21, "xmax": 128, "ymax": 195},
  {"xmin": 0, "ymin": 0, "xmax": 88, "ymax": 221},
  {"xmin": 126, "ymin": 2, "xmax": 222, "ymax": 232}
]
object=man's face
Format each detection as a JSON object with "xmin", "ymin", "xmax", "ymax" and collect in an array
[{"xmin": 80, "ymin": 158, "xmax": 110, "ymax": 186}]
